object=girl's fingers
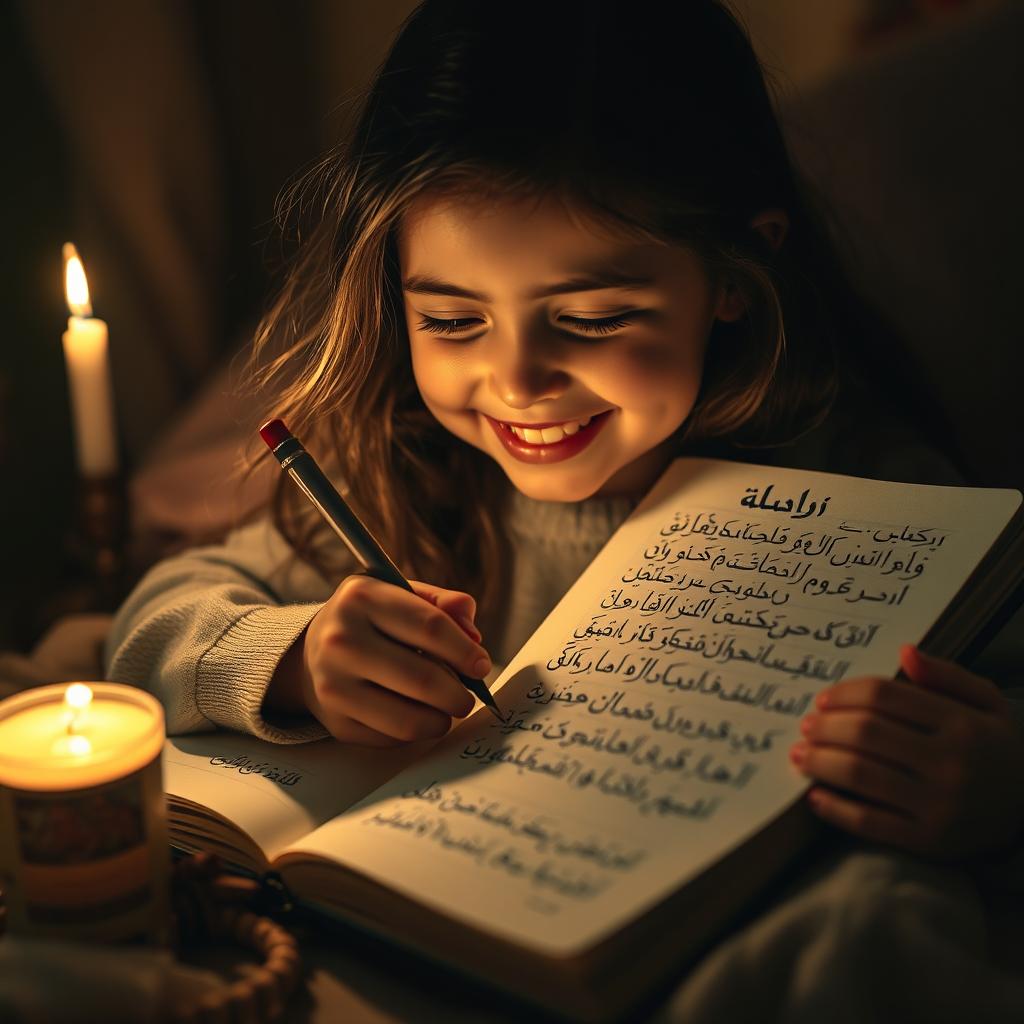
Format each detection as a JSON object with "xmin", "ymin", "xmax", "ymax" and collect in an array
[
  {"xmin": 410, "ymin": 580, "xmax": 482, "ymax": 642},
  {"xmin": 800, "ymin": 709, "xmax": 930, "ymax": 777},
  {"xmin": 818, "ymin": 675, "xmax": 949, "ymax": 733},
  {"xmin": 321, "ymin": 714, "xmax": 406, "ymax": 748},
  {"xmin": 342, "ymin": 575, "xmax": 491, "ymax": 679},
  {"xmin": 791, "ymin": 742, "xmax": 921, "ymax": 814},
  {"xmin": 805, "ymin": 786, "xmax": 916, "ymax": 848},
  {"xmin": 899, "ymin": 645, "xmax": 1004, "ymax": 713},
  {"xmin": 326, "ymin": 618, "xmax": 475, "ymax": 718},
  {"xmin": 325, "ymin": 677, "xmax": 454, "ymax": 743}
]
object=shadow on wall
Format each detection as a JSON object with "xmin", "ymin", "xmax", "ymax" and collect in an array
[{"xmin": 782, "ymin": 0, "xmax": 1024, "ymax": 490}]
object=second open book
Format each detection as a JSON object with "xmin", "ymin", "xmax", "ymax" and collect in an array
[{"xmin": 163, "ymin": 457, "xmax": 1023, "ymax": 1020}]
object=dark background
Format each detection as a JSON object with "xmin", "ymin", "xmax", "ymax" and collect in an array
[{"xmin": 2, "ymin": 0, "xmax": 1020, "ymax": 655}]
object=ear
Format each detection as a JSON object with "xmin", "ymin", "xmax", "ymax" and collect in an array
[
  {"xmin": 750, "ymin": 207, "xmax": 789, "ymax": 251},
  {"xmin": 713, "ymin": 208, "xmax": 791, "ymax": 323},
  {"xmin": 713, "ymin": 281, "xmax": 746, "ymax": 323}
]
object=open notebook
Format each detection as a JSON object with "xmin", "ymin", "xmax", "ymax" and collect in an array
[{"xmin": 163, "ymin": 458, "xmax": 1024, "ymax": 1020}]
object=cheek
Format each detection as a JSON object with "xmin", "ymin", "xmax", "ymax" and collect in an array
[
  {"xmin": 590, "ymin": 339, "xmax": 706, "ymax": 416},
  {"xmin": 409, "ymin": 340, "xmax": 476, "ymax": 409}
]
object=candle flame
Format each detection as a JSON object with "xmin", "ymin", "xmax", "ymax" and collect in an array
[
  {"xmin": 51, "ymin": 733, "xmax": 93, "ymax": 757},
  {"xmin": 65, "ymin": 683, "xmax": 93, "ymax": 711},
  {"xmin": 66, "ymin": 734, "xmax": 92, "ymax": 756},
  {"xmin": 64, "ymin": 682, "xmax": 93, "ymax": 735},
  {"xmin": 63, "ymin": 242, "xmax": 93, "ymax": 317}
]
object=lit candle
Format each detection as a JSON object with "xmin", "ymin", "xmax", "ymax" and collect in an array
[
  {"xmin": 62, "ymin": 243, "xmax": 118, "ymax": 477},
  {"xmin": 0, "ymin": 682, "xmax": 169, "ymax": 944}
]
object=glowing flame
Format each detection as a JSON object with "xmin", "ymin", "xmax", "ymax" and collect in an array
[
  {"xmin": 65, "ymin": 683, "xmax": 93, "ymax": 711},
  {"xmin": 66, "ymin": 734, "xmax": 92, "ymax": 756},
  {"xmin": 51, "ymin": 732, "xmax": 93, "ymax": 757},
  {"xmin": 64, "ymin": 682, "xmax": 93, "ymax": 734},
  {"xmin": 63, "ymin": 242, "xmax": 92, "ymax": 317}
]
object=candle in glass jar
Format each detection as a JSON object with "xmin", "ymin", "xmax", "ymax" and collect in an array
[
  {"xmin": 0, "ymin": 682, "xmax": 169, "ymax": 944},
  {"xmin": 62, "ymin": 243, "xmax": 118, "ymax": 477}
]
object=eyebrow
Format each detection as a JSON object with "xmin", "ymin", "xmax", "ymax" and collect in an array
[{"xmin": 401, "ymin": 270, "xmax": 656, "ymax": 302}]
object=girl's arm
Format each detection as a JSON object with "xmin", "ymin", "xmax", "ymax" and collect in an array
[
  {"xmin": 104, "ymin": 517, "xmax": 335, "ymax": 743},
  {"xmin": 791, "ymin": 645, "xmax": 1024, "ymax": 862},
  {"xmin": 106, "ymin": 515, "xmax": 490, "ymax": 747}
]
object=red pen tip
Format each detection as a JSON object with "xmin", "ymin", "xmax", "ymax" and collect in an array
[{"xmin": 259, "ymin": 419, "xmax": 292, "ymax": 450}]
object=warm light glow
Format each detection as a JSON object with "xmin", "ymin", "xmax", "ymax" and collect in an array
[
  {"xmin": 64, "ymin": 682, "xmax": 93, "ymax": 735},
  {"xmin": 64, "ymin": 683, "xmax": 93, "ymax": 712},
  {"xmin": 50, "ymin": 732, "xmax": 94, "ymax": 757},
  {"xmin": 66, "ymin": 734, "xmax": 92, "ymax": 756},
  {"xmin": 63, "ymin": 242, "xmax": 93, "ymax": 317}
]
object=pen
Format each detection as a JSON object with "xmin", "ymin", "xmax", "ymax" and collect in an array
[{"xmin": 259, "ymin": 418, "xmax": 502, "ymax": 720}]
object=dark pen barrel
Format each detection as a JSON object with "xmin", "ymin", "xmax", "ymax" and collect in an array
[
  {"xmin": 266, "ymin": 428, "xmax": 500, "ymax": 717},
  {"xmin": 273, "ymin": 437, "xmax": 409, "ymax": 590}
]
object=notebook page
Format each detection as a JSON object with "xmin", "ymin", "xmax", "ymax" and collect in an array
[
  {"xmin": 284, "ymin": 459, "xmax": 1021, "ymax": 954},
  {"xmin": 163, "ymin": 731, "xmax": 435, "ymax": 862}
]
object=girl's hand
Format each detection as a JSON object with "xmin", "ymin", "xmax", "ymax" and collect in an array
[
  {"xmin": 791, "ymin": 645, "xmax": 1024, "ymax": 862},
  {"xmin": 269, "ymin": 576, "xmax": 489, "ymax": 746}
]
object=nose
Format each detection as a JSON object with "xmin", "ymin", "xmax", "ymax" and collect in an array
[{"xmin": 486, "ymin": 328, "xmax": 570, "ymax": 410}]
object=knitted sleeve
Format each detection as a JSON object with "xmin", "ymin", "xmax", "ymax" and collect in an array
[{"xmin": 104, "ymin": 517, "xmax": 342, "ymax": 743}]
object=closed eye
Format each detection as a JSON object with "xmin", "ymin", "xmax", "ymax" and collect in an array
[
  {"xmin": 560, "ymin": 314, "xmax": 637, "ymax": 336},
  {"xmin": 416, "ymin": 315, "xmax": 482, "ymax": 335},
  {"xmin": 416, "ymin": 313, "xmax": 639, "ymax": 337}
]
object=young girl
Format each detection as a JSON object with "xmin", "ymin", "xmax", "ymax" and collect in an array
[{"xmin": 106, "ymin": 0, "xmax": 1024, "ymax": 1017}]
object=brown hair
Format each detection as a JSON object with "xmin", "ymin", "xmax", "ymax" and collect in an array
[{"xmin": 234, "ymin": 0, "xmax": 854, "ymax": 635}]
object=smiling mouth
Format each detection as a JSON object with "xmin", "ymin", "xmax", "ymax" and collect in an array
[
  {"xmin": 499, "ymin": 414, "xmax": 597, "ymax": 445},
  {"xmin": 483, "ymin": 410, "xmax": 614, "ymax": 464}
]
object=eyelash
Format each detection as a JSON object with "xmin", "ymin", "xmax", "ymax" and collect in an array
[{"xmin": 416, "ymin": 314, "xmax": 636, "ymax": 337}]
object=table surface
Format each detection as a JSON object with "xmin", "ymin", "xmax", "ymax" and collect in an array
[
  {"xmin": 280, "ymin": 922, "xmax": 546, "ymax": 1023},
  {"xmin": 188, "ymin": 913, "xmax": 677, "ymax": 1024}
]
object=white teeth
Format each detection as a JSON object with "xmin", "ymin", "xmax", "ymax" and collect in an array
[{"xmin": 503, "ymin": 413, "xmax": 601, "ymax": 445}]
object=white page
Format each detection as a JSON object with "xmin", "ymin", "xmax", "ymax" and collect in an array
[
  {"xmin": 163, "ymin": 731, "xmax": 434, "ymax": 862},
  {"xmin": 284, "ymin": 459, "xmax": 1021, "ymax": 954}
]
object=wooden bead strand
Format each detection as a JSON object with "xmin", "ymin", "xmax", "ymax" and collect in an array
[
  {"xmin": 170, "ymin": 856, "xmax": 303, "ymax": 1024},
  {"xmin": 1, "ymin": 853, "xmax": 301, "ymax": 1023}
]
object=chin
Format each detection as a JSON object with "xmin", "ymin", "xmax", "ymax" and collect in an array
[{"xmin": 501, "ymin": 464, "xmax": 613, "ymax": 503}]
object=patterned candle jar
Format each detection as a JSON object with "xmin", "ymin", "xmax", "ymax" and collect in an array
[{"xmin": 0, "ymin": 682, "xmax": 169, "ymax": 944}]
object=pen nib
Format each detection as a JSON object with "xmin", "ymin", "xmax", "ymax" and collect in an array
[
  {"xmin": 480, "ymin": 691, "xmax": 504, "ymax": 721},
  {"xmin": 458, "ymin": 671, "xmax": 502, "ymax": 720}
]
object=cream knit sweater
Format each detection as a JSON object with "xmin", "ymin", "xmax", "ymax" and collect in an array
[
  {"xmin": 107, "ymin": 420, "xmax": 1016, "ymax": 746},
  {"xmin": 104, "ymin": 487, "xmax": 636, "ymax": 743}
]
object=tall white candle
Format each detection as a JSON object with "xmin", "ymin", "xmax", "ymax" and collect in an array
[{"xmin": 62, "ymin": 243, "xmax": 118, "ymax": 477}]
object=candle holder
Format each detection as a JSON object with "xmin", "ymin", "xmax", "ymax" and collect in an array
[
  {"xmin": 0, "ymin": 682, "xmax": 169, "ymax": 946},
  {"xmin": 27, "ymin": 473, "xmax": 130, "ymax": 643},
  {"xmin": 73, "ymin": 471, "xmax": 128, "ymax": 606}
]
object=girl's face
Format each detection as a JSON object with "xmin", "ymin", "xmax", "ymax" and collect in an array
[{"xmin": 399, "ymin": 192, "xmax": 735, "ymax": 502}]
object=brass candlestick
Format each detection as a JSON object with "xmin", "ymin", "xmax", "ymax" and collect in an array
[
  {"xmin": 74, "ymin": 472, "xmax": 128, "ymax": 610},
  {"xmin": 27, "ymin": 473, "xmax": 129, "ymax": 644}
]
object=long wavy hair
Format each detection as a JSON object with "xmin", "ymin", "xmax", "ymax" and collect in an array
[{"xmin": 234, "ymin": 0, "xmax": 877, "ymax": 636}]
